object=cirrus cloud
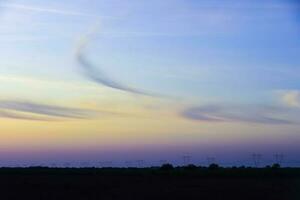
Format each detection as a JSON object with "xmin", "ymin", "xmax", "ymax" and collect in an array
[
  {"xmin": 75, "ymin": 24, "xmax": 159, "ymax": 97},
  {"xmin": 0, "ymin": 100, "xmax": 98, "ymax": 121},
  {"xmin": 181, "ymin": 104, "xmax": 296, "ymax": 125}
]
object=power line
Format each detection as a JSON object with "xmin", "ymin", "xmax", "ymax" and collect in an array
[
  {"xmin": 274, "ymin": 154, "xmax": 285, "ymax": 165},
  {"xmin": 206, "ymin": 157, "xmax": 216, "ymax": 165},
  {"xmin": 159, "ymin": 160, "xmax": 168, "ymax": 165},
  {"xmin": 136, "ymin": 160, "xmax": 144, "ymax": 168},
  {"xmin": 252, "ymin": 153, "xmax": 262, "ymax": 168},
  {"xmin": 182, "ymin": 155, "xmax": 191, "ymax": 166}
]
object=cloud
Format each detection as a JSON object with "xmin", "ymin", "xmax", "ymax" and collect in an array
[
  {"xmin": 0, "ymin": 3, "xmax": 99, "ymax": 18},
  {"xmin": 0, "ymin": 100, "xmax": 97, "ymax": 121},
  {"xmin": 280, "ymin": 90, "xmax": 300, "ymax": 108},
  {"xmin": 75, "ymin": 24, "xmax": 155, "ymax": 96},
  {"xmin": 0, "ymin": 35, "xmax": 49, "ymax": 42},
  {"xmin": 0, "ymin": 109, "xmax": 54, "ymax": 121},
  {"xmin": 181, "ymin": 105, "xmax": 225, "ymax": 122},
  {"xmin": 181, "ymin": 104, "xmax": 294, "ymax": 125}
]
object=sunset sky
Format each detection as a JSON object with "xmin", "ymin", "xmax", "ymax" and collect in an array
[{"xmin": 0, "ymin": 0, "xmax": 299, "ymax": 167}]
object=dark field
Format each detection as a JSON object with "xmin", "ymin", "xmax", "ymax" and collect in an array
[{"xmin": 0, "ymin": 167, "xmax": 299, "ymax": 200}]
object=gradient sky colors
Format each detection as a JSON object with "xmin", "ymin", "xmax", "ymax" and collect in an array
[{"xmin": 0, "ymin": 0, "xmax": 299, "ymax": 167}]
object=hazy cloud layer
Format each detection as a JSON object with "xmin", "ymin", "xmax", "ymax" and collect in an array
[
  {"xmin": 181, "ymin": 104, "xmax": 296, "ymax": 125},
  {"xmin": 280, "ymin": 90, "xmax": 300, "ymax": 108},
  {"xmin": 0, "ymin": 100, "xmax": 96, "ymax": 121}
]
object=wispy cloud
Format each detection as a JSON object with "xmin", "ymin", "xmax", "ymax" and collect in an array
[
  {"xmin": 0, "ymin": 109, "xmax": 54, "ymax": 121},
  {"xmin": 75, "ymin": 25, "xmax": 156, "ymax": 96},
  {"xmin": 0, "ymin": 3, "xmax": 100, "ymax": 18},
  {"xmin": 280, "ymin": 90, "xmax": 300, "ymax": 108},
  {"xmin": 0, "ymin": 35, "xmax": 49, "ymax": 42},
  {"xmin": 0, "ymin": 100, "xmax": 97, "ymax": 121},
  {"xmin": 181, "ymin": 104, "xmax": 295, "ymax": 125}
]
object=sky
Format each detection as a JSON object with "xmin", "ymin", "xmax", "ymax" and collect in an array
[{"xmin": 0, "ymin": 0, "xmax": 299, "ymax": 167}]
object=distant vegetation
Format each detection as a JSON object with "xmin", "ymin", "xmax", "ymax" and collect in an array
[
  {"xmin": 0, "ymin": 165, "xmax": 299, "ymax": 200},
  {"xmin": 0, "ymin": 162, "xmax": 293, "ymax": 171}
]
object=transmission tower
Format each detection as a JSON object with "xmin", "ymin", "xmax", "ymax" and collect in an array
[
  {"xmin": 136, "ymin": 160, "xmax": 144, "ymax": 168},
  {"xmin": 206, "ymin": 157, "xmax": 216, "ymax": 165},
  {"xmin": 274, "ymin": 154, "xmax": 285, "ymax": 165},
  {"xmin": 182, "ymin": 155, "xmax": 191, "ymax": 166},
  {"xmin": 252, "ymin": 153, "xmax": 262, "ymax": 168},
  {"xmin": 159, "ymin": 160, "xmax": 168, "ymax": 165},
  {"xmin": 64, "ymin": 162, "xmax": 70, "ymax": 168},
  {"xmin": 125, "ymin": 161, "xmax": 133, "ymax": 167}
]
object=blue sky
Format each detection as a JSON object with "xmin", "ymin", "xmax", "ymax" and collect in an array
[
  {"xmin": 0, "ymin": 0, "xmax": 299, "ymax": 166},
  {"xmin": 1, "ymin": 0, "xmax": 299, "ymax": 99}
]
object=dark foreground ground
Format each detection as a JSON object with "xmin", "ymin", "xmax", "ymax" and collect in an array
[{"xmin": 0, "ymin": 167, "xmax": 299, "ymax": 200}]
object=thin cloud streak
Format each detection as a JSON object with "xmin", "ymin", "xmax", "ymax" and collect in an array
[
  {"xmin": 0, "ymin": 3, "xmax": 114, "ymax": 18},
  {"xmin": 0, "ymin": 35, "xmax": 50, "ymax": 42},
  {"xmin": 0, "ymin": 110, "xmax": 55, "ymax": 121},
  {"xmin": 0, "ymin": 100, "xmax": 97, "ymax": 121},
  {"xmin": 181, "ymin": 104, "xmax": 295, "ymax": 125}
]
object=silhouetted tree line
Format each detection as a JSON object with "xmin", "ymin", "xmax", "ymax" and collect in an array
[{"xmin": 159, "ymin": 163, "xmax": 282, "ymax": 171}]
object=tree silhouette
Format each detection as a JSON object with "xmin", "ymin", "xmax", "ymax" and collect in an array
[
  {"xmin": 160, "ymin": 163, "xmax": 174, "ymax": 171},
  {"xmin": 208, "ymin": 163, "xmax": 219, "ymax": 170},
  {"xmin": 272, "ymin": 163, "xmax": 281, "ymax": 169},
  {"xmin": 184, "ymin": 164, "xmax": 197, "ymax": 170}
]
